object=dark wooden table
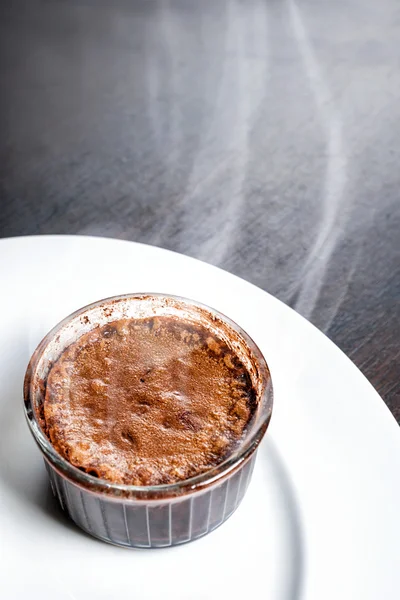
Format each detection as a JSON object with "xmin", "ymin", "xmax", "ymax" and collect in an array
[{"xmin": 1, "ymin": 0, "xmax": 399, "ymax": 420}]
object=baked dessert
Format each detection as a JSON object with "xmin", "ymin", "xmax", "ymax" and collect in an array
[{"xmin": 43, "ymin": 316, "xmax": 257, "ymax": 486}]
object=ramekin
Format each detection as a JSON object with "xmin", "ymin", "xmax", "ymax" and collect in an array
[{"xmin": 24, "ymin": 294, "xmax": 273, "ymax": 548}]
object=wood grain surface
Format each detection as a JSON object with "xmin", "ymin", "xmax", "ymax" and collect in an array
[{"xmin": 1, "ymin": 0, "xmax": 399, "ymax": 420}]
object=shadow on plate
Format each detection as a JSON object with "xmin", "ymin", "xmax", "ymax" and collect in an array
[{"xmin": 259, "ymin": 438, "xmax": 305, "ymax": 600}]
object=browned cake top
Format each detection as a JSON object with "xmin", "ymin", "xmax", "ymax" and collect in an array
[{"xmin": 44, "ymin": 316, "xmax": 257, "ymax": 485}]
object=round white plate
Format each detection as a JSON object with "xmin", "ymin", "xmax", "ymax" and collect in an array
[{"xmin": 0, "ymin": 235, "xmax": 399, "ymax": 600}]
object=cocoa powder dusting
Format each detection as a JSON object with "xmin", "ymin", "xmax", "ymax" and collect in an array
[{"xmin": 44, "ymin": 316, "xmax": 257, "ymax": 485}]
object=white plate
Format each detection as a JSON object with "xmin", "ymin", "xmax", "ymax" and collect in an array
[{"xmin": 0, "ymin": 235, "xmax": 399, "ymax": 600}]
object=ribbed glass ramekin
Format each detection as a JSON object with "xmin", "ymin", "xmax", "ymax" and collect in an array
[{"xmin": 24, "ymin": 294, "xmax": 273, "ymax": 548}]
